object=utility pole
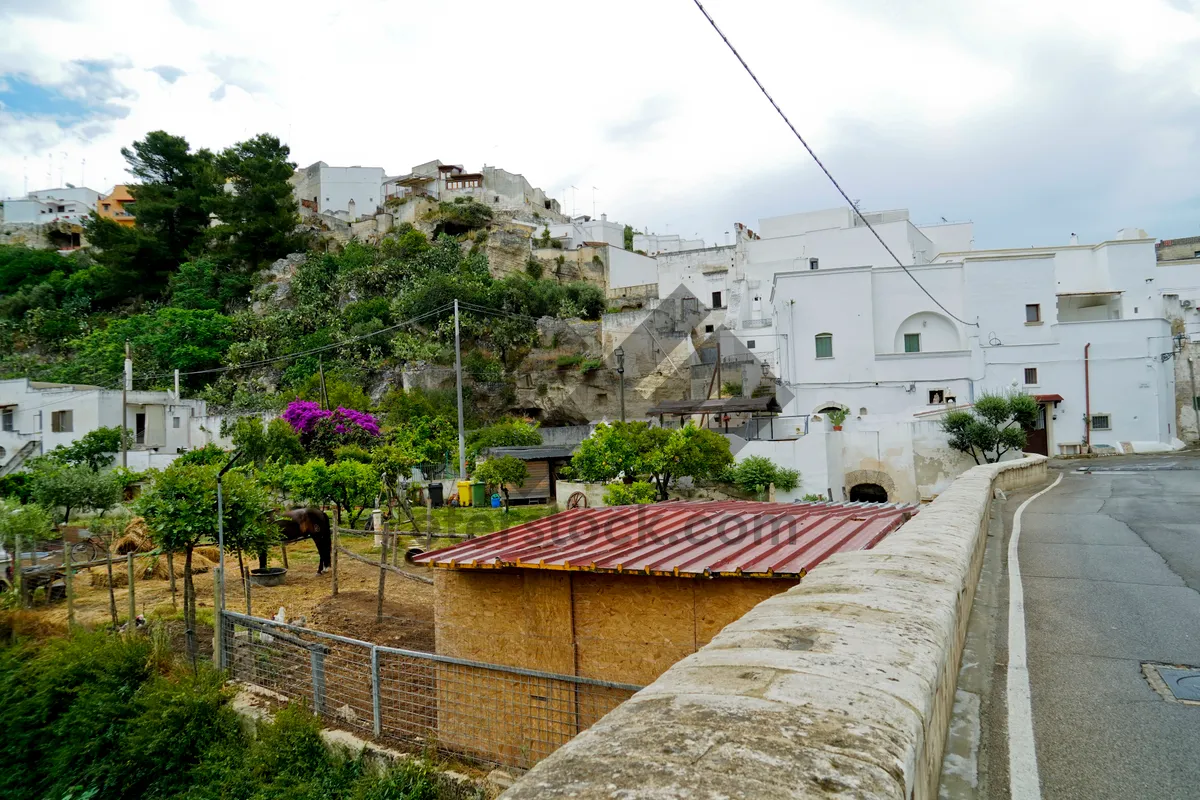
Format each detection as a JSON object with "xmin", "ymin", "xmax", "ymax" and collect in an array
[
  {"xmin": 174, "ymin": 369, "xmax": 180, "ymax": 402},
  {"xmin": 122, "ymin": 341, "xmax": 131, "ymax": 468},
  {"xmin": 615, "ymin": 346, "xmax": 626, "ymax": 423},
  {"xmin": 454, "ymin": 299, "xmax": 467, "ymax": 480},
  {"xmin": 318, "ymin": 357, "xmax": 328, "ymax": 410}
]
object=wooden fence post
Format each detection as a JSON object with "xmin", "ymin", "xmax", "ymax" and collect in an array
[
  {"xmin": 167, "ymin": 551, "xmax": 177, "ymax": 608},
  {"xmin": 331, "ymin": 520, "xmax": 339, "ymax": 597},
  {"xmin": 64, "ymin": 541, "xmax": 74, "ymax": 629},
  {"xmin": 12, "ymin": 533, "xmax": 21, "ymax": 609},
  {"xmin": 280, "ymin": 543, "xmax": 289, "ymax": 570},
  {"xmin": 106, "ymin": 549, "xmax": 118, "ymax": 629},
  {"xmin": 425, "ymin": 498, "xmax": 433, "ymax": 550},
  {"xmin": 126, "ymin": 552, "xmax": 136, "ymax": 625},
  {"xmin": 376, "ymin": 537, "xmax": 388, "ymax": 624}
]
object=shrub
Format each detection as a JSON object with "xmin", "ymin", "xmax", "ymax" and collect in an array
[
  {"xmin": 603, "ymin": 481, "xmax": 657, "ymax": 506},
  {"xmin": 578, "ymin": 357, "xmax": 604, "ymax": 374},
  {"xmin": 720, "ymin": 380, "xmax": 742, "ymax": 398},
  {"xmin": 802, "ymin": 493, "xmax": 828, "ymax": 502},
  {"xmin": 555, "ymin": 354, "xmax": 584, "ymax": 369},
  {"xmin": 726, "ymin": 456, "xmax": 801, "ymax": 494},
  {"xmin": 175, "ymin": 443, "xmax": 229, "ymax": 466}
]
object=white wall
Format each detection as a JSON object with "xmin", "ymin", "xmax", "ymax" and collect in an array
[
  {"xmin": 608, "ymin": 248, "xmax": 658, "ymax": 289},
  {"xmin": 1, "ymin": 199, "xmax": 51, "ymax": 224}
]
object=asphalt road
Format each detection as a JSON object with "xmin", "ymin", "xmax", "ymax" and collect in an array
[{"xmin": 963, "ymin": 454, "xmax": 1200, "ymax": 799}]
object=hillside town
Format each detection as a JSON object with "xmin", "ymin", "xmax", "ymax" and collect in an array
[
  {"xmin": 4, "ymin": 2, "xmax": 1200, "ymax": 798},
  {"xmin": 4, "ymin": 155, "xmax": 1199, "ymax": 507}
]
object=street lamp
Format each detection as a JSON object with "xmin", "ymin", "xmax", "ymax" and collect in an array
[{"xmin": 614, "ymin": 346, "xmax": 626, "ymax": 423}]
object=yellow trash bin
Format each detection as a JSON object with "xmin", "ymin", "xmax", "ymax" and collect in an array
[{"xmin": 456, "ymin": 480, "xmax": 473, "ymax": 506}]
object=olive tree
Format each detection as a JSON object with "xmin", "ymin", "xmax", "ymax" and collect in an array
[
  {"xmin": 135, "ymin": 463, "xmax": 275, "ymax": 660},
  {"xmin": 940, "ymin": 392, "xmax": 1039, "ymax": 464}
]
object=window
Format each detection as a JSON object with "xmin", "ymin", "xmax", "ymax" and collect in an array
[
  {"xmin": 595, "ymin": 393, "xmax": 608, "ymax": 404},
  {"xmin": 1, "ymin": 407, "xmax": 11, "ymax": 432},
  {"xmin": 712, "ymin": 291, "xmax": 724, "ymax": 309},
  {"xmin": 904, "ymin": 333, "xmax": 921, "ymax": 353},
  {"xmin": 1090, "ymin": 413, "xmax": 1111, "ymax": 431},
  {"xmin": 929, "ymin": 389, "xmax": 946, "ymax": 404},
  {"xmin": 1024, "ymin": 367, "xmax": 1038, "ymax": 385},
  {"xmin": 1194, "ymin": 250, "xmax": 1200, "ymax": 258},
  {"xmin": 747, "ymin": 340, "xmax": 756, "ymax": 349},
  {"xmin": 815, "ymin": 333, "xmax": 833, "ymax": 359},
  {"xmin": 1193, "ymin": 397, "xmax": 1200, "ymax": 411},
  {"xmin": 50, "ymin": 410, "xmax": 73, "ymax": 433},
  {"xmin": 809, "ymin": 258, "xmax": 819, "ymax": 270},
  {"xmin": 172, "ymin": 416, "xmax": 181, "ymax": 429},
  {"xmin": 704, "ymin": 324, "xmax": 714, "ymax": 333},
  {"xmin": 1026, "ymin": 303, "xmax": 1041, "ymax": 323}
]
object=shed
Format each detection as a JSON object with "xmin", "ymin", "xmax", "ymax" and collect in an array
[
  {"xmin": 646, "ymin": 395, "xmax": 782, "ymax": 436},
  {"xmin": 416, "ymin": 500, "xmax": 913, "ymax": 685},
  {"xmin": 479, "ymin": 445, "xmax": 574, "ymax": 504},
  {"xmin": 413, "ymin": 500, "xmax": 912, "ymax": 765}
]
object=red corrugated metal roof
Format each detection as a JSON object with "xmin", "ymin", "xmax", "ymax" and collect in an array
[{"xmin": 413, "ymin": 501, "xmax": 915, "ymax": 579}]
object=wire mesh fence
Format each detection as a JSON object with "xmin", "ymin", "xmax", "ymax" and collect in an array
[{"xmin": 220, "ymin": 609, "xmax": 640, "ymax": 770}]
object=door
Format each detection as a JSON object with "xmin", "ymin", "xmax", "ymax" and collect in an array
[
  {"xmin": 135, "ymin": 413, "xmax": 147, "ymax": 445},
  {"xmin": 1024, "ymin": 403, "xmax": 1049, "ymax": 456}
]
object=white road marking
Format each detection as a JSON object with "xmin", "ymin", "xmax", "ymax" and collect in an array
[{"xmin": 1007, "ymin": 473, "xmax": 1062, "ymax": 800}]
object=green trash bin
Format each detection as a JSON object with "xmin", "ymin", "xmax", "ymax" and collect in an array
[{"xmin": 471, "ymin": 481, "xmax": 488, "ymax": 507}]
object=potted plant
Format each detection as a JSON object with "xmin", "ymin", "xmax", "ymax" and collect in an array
[{"xmin": 828, "ymin": 408, "xmax": 848, "ymax": 431}]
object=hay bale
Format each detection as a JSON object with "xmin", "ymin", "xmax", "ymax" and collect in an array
[
  {"xmin": 90, "ymin": 569, "xmax": 129, "ymax": 589},
  {"xmin": 114, "ymin": 518, "xmax": 155, "ymax": 555},
  {"xmin": 194, "ymin": 546, "xmax": 222, "ymax": 563},
  {"xmin": 142, "ymin": 552, "xmax": 216, "ymax": 580}
]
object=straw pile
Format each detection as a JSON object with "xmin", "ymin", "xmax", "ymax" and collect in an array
[
  {"xmin": 113, "ymin": 517, "xmax": 155, "ymax": 555},
  {"xmin": 194, "ymin": 546, "xmax": 222, "ymax": 563},
  {"xmin": 143, "ymin": 551, "xmax": 216, "ymax": 580}
]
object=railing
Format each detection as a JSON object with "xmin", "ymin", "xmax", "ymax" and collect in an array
[
  {"xmin": 219, "ymin": 610, "xmax": 641, "ymax": 770},
  {"xmin": 741, "ymin": 318, "xmax": 772, "ymax": 329}
]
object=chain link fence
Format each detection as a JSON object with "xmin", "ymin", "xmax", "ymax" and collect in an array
[{"xmin": 220, "ymin": 610, "xmax": 640, "ymax": 770}]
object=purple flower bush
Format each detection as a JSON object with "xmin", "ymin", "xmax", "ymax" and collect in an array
[{"xmin": 283, "ymin": 400, "xmax": 381, "ymax": 461}]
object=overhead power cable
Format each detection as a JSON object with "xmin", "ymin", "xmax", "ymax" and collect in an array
[
  {"xmin": 140, "ymin": 302, "xmax": 456, "ymax": 380},
  {"xmin": 690, "ymin": 0, "xmax": 978, "ymax": 328}
]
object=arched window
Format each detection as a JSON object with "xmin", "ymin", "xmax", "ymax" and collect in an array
[
  {"xmin": 850, "ymin": 483, "xmax": 889, "ymax": 503},
  {"xmin": 815, "ymin": 333, "xmax": 833, "ymax": 359}
]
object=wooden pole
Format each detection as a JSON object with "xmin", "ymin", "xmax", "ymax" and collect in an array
[
  {"xmin": 12, "ymin": 533, "xmax": 21, "ymax": 609},
  {"xmin": 425, "ymin": 497, "xmax": 433, "ymax": 550},
  {"xmin": 280, "ymin": 543, "xmax": 289, "ymax": 570},
  {"xmin": 331, "ymin": 520, "xmax": 339, "ymax": 597},
  {"xmin": 167, "ymin": 551, "xmax": 177, "ymax": 608},
  {"xmin": 376, "ymin": 537, "xmax": 388, "ymax": 624},
  {"xmin": 236, "ymin": 549, "xmax": 250, "ymax": 616},
  {"xmin": 64, "ymin": 541, "xmax": 74, "ymax": 629},
  {"xmin": 106, "ymin": 548, "xmax": 118, "ymax": 629},
  {"xmin": 213, "ymin": 566, "xmax": 225, "ymax": 670},
  {"xmin": 126, "ymin": 552, "xmax": 136, "ymax": 625}
]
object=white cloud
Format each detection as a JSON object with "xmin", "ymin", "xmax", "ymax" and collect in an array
[{"xmin": 0, "ymin": 0, "xmax": 1197, "ymax": 245}]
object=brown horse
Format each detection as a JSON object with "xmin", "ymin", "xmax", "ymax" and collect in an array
[{"xmin": 259, "ymin": 508, "xmax": 332, "ymax": 574}]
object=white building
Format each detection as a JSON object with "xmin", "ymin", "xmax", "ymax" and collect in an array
[
  {"xmin": 633, "ymin": 232, "xmax": 705, "ymax": 255},
  {"xmin": 0, "ymin": 379, "xmax": 210, "ymax": 474},
  {"xmin": 291, "ymin": 162, "xmax": 386, "ymax": 221},
  {"xmin": 543, "ymin": 214, "xmax": 626, "ymax": 250},
  {"xmin": 2, "ymin": 186, "xmax": 102, "ymax": 224},
  {"xmin": 383, "ymin": 160, "xmax": 566, "ymax": 222}
]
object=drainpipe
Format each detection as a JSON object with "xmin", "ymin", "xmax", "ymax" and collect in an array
[{"xmin": 1084, "ymin": 342, "xmax": 1092, "ymax": 450}]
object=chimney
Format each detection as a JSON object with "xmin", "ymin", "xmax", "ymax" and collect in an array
[
  {"xmin": 601, "ymin": 213, "xmax": 607, "ymax": 221},
  {"xmin": 1069, "ymin": 232, "xmax": 1079, "ymax": 245}
]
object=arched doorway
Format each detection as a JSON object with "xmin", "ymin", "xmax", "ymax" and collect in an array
[{"xmin": 849, "ymin": 483, "xmax": 889, "ymax": 503}]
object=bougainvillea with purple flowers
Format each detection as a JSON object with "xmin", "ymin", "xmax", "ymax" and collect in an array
[{"xmin": 283, "ymin": 400, "xmax": 381, "ymax": 461}]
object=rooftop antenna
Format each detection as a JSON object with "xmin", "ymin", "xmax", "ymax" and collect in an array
[
  {"xmin": 59, "ymin": 152, "xmax": 66, "ymax": 187},
  {"xmin": 81, "ymin": 158, "xmax": 86, "ymax": 188},
  {"xmin": 23, "ymin": 156, "xmax": 28, "ymax": 195},
  {"xmin": 592, "ymin": 186, "xmax": 598, "ymax": 218}
]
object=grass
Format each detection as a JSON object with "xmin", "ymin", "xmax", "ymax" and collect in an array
[{"xmin": 554, "ymin": 354, "xmax": 583, "ymax": 369}]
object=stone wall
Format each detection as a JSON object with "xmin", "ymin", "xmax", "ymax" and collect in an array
[{"xmin": 503, "ymin": 455, "xmax": 1049, "ymax": 800}]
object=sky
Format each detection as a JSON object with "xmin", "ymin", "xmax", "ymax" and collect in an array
[{"xmin": 1, "ymin": 0, "xmax": 1198, "ymax": 249}]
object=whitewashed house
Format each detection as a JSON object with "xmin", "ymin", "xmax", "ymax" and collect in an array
[
  {"xmin": 2, "ymin": 186, "xmax": 102, "ymax": 225},
  {"xmin": 0, "ymin": 379, "xmax": 211, "ymax": 474},
  {"xmin": 291, "ymin": 162, "xmax": 386, "ymax": 221}
]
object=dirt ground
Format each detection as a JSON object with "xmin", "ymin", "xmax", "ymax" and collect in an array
[{"xmin": 10, "ymin": 533, "xmax": 458, "ymax": 651}]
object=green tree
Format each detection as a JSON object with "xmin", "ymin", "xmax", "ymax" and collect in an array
[
  {"xmin": 209, "ymin": 133, "xmax": 304, "ymax": 272},
  {"xmin": 282, "ymin": 458, "xmax": 380, "ymax": 526},
  {"xmin": 0, "ymin": 499, "xmax": 54, "ymax": 551},
  {"xmin": 167, "ymin": 258, "xmax": 232, "ymax": 311},
  {"xmin": 228, "ymin": 416, "xmax": 305, "ymax": 467},
  {"xmin": 941, "ymin": 392, "xmax": 1038, "ymax": 464},
  {"xmin": 28, "ymin": 460, "xmax": 121, "ymax": 523},
  {"xmin": 59, "ymin": 307, "xmax": 234, "ymax": 389},
  {"xmin": 603, "ymin": 481, "xmax": 656, "ymax": 506},
  {"xmin": 623, "ymin": 224, "xmax": 634, "ymax": 251},
  {"xmin": 45, "ymin": 426, "xmax": 130, "ymax": 472},
  {"xmin": 466, "ymin": 419, "xmax": 542, "ymax": 460},
  {"xmin": 474, "ymin": 455, "xmax": 528, "ymax": 510},
  {"xmin": 643, "ymin": 424, "xmax": 733, "ymax": 501},
  {"xmin": 724, "ymin": 455, "xmax": 801, "ymax": 495},
  {"xmin": 175, "ymin": 443, "xmax": 230, "ymax": 466},
  {"xmin": 135, "ymin": 463, "xmax": 274, "ymax": 660}
]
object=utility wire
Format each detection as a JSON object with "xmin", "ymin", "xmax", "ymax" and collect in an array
[
  {"xmin": 690, "ymin": 0, "xmax": 978, "ymax": 328},
  {"xmin": 140, "ymin": 303, "xmax": 456, "ymax": 380}
]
